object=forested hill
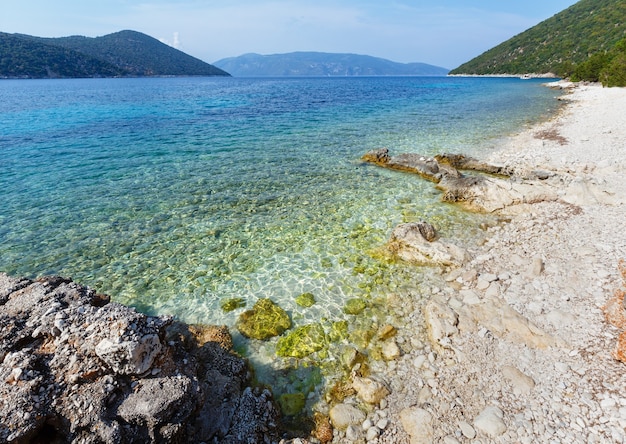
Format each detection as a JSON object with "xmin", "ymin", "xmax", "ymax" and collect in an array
[
  {"xmin": 213, "ymin": 52, "xmax": 449, "ymax": 77},
  {"xmin": 450, "ymin": 0, "xmax": 626, "ymax": 76},
  {"xmin": 0, "ymin": 30, "xmax": 230, "ymax": 78}
]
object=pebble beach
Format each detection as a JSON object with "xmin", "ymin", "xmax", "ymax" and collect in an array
[{"xmin": 330, "ymin": 82, "xmax": 626, "ymax": 444}]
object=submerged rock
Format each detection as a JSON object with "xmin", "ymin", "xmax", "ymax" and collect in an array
[
  {"xmin": 0, "ymin": 273, "xmax": 281, "ymax": 443},
  {"xmin": 220, "ymin": 297, "xmax": 246, "ymax": 312},
  {"xmin": 276, "ymin": 323, "xmax": 327, "ymax": 358},
  {"xmin": 236, "ymin": 297, "xmax": 291, "ymax": 340},
  {"xmin": 343, "ymin": 298, "xmax": 368, "ymax": 315},
  {"xmin": 278, "ymin": 392, "xmax": 306, "ymax": 416},
  {"xmin": 295, "ymin": 292, "xmax": 316, "ymax": 308}
]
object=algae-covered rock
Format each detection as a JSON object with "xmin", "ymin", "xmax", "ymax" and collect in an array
[
  {"xmin": 329, "ymin": 321, "xmax": 349, "ymax": 343},
  {"xmin": 343, "ymin": 298, "xmax": 367, "ymax": 315},
  {"xmin": 276, "ymin": 323, "xmax": 327, "ymax": 358},
  {"xmin": 237, "ymin": 298, "xmax": 291, "ymax": 340},
  {"xmin": 220, "ymin": 297, "xmax": 246, "ymax": 312},
  {"xmin": 278, "ymin": 393, "xmax": 306, "ymax": 416},
  {"xmin": 295, "ymin": 292, "xmax": 316, "ymax": 308}
]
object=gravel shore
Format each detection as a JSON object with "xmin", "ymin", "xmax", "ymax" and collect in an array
[{"xmin": 333, "ymin": 83, "xmax": 626, "ymax": 444}]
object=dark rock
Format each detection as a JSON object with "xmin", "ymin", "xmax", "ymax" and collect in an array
[
  {"xmin": 0, "ymin": 273, "xmax": 281, "ymax": 444},
  {"xmin": 416, "ymin": 221, "xmax": 438, "ymax": 242}
]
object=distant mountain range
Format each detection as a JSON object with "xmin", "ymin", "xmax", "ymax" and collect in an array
[
  {"xmin": 450, "ymin": 0, "xmax": 626, "ymax": 76},
  {"xmin": 213, "ymin": 52, "xmax": 449, "ymax": 77},
  {"xmin": 0, "ymin": 30, "xmax": 230, "ymax": 79}
]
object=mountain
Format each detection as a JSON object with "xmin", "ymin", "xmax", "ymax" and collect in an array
[
  {"xmin": 450, "ymin": 0, "xmax": 626, "ymax": 76},
  {"xmin": 0, "ymin": 30, "xmax": 230, "ymax": 79},
  {"xmin": 213, "ymin": 52, "xmax": 449, "ymax": 77}
]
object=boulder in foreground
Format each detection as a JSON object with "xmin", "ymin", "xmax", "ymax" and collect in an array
[{"xmin": 0, "ymin": 273, "xmax": 280, "ymax": 443}]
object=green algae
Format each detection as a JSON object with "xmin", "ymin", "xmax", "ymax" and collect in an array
[
  {"xmin": 328, "ymin": 320, "xmax": 349, "ymax": 343},
  {"xmin": 343, "ymin": 298, "xmax": 367, "ymax": 315},
  {"xmin": 220, "ymin": 297, "xmax": 246, "ymax": 312},
  {"xmin": 276, "ymin": 323, "xmax": 327, "ymax": 358},
  {"xmin": 295, "ymin": 292, "xmax": 316, "ymax": 308},
  {"xmin": 278, "ymin": 393, "xmax": 306, "ymax": 416},
  {"xmin": 236, "ymin": 298, "xmax": 291, "ymax": 340}
]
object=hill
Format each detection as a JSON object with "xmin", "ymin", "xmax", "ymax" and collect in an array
[
  {"xmin": 450, "ymin": 0, "xmax": 626, "ymax": 76},
  {"xmin": 0, "ymin": 30, "xmax": 230, "ymax": 79},
  {"xmin": 213, "ymin": 52, "xmax": 449, "ymax": 77},
  {"xmin": 0, "ymin": 32, "xmax": 124, "ymax": 78}
]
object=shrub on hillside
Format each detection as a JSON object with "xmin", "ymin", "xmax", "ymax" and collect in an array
[{"xmin": 571, "ymin": 37, "xmax": 626, "ymax": 87}]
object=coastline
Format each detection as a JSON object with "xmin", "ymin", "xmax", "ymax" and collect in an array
[
  {"xmin": 363, "ymin": 82, "xmax": 626, "ymax": 443},
  {"xmin": 2, "ymin": 81, "xmax": 625, "ymax": 443}
]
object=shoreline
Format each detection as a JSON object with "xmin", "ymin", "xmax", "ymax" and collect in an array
[
  {"xmin": 2, "ymin": 81, "xmax": 625, "ymax": 443},
  {"xmin": 358, "ymin": 82, "xmax": 626, "ymax": 443}
]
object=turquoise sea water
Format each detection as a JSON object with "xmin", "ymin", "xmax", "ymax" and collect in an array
[{"xmin": 0, "ymin": 76, "xmax": 561, "ymax": 398}]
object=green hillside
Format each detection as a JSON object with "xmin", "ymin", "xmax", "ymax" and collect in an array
[
  {"xmin": 0, "ymin": 30, "xmax": 230, "ymax": 79},
  {"xmin": 0, "ymin": 32, "xmax": 124, "ymax": 78},
  {"xmin": 450, "ymin": 0, "xmax": 626, "ymax": 76}
]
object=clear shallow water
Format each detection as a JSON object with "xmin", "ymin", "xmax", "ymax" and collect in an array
[{"xmin": 0, "ymin": 76, "xmax": 560, "ymax": 396}]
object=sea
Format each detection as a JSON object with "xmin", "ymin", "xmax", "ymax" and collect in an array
[{"xmin": 0, "ymin": 76, "xmax": 563, "ymax": 400}]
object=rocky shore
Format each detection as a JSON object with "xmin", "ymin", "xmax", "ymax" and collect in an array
[
  {"xmin": 0, "ymin": 274, "xmax": 281, "ymax": 443},
  {"xmin": 342, "ymin": 82, "xmax": 626, "ymax": 443}
]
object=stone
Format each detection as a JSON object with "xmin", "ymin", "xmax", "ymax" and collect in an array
[
  {"xmin": 387, "ymin": 222, "xmax": 468, "ymax": 267},
  {"xmin": 424, "ymin": 299, "xmax": 459, "ymax": 351},
  {"xmin": 456, "ymin": 297, "xmax": 562, "ymax": 349},
  {"xmin": 459, "ymin": 420, "xmax": 476, "ymax": 439},
  {"xmin": 295, "ymin": 292, "xmax": 316, "ymax": 308},
  {"xmin": 366, "ymin": 426, "xmax": 380, "ymax": 440},
  {"xmin": 417, "ymin": 221, "xmax": 438, "ymax": 242},
  {"xmin": 460, "ymin": 289, "xmax": 481, "ymax": 305},
  {"xmin": 313, "ymin": 413, "xmax": 334, "ymax": 443},
  {"xmin": 236, "ymin": 298, "xmax": 291, "ymax": 340},
  {"xmin": 529, "ymin": 256, "xmax": 544, "ymax": 276},
  {"xmin": 117, "ymin": 376, "xmax": 195, "ymax": 437},
  {"xmin": 95, "ymin": 333, "xmax": 161, "ymax": 375},
  {"xmin": 352, "ymin": 375, "xmax": 390, "ymax": 405},
  {"xmin": 345, "ymin": 424, "xmax": 362, "ymax": 441},
  {"xmin": 276, "ymin": 323, "xmax": 327, "ymax": 358},
  {"xmin": 188, "ymin": 324, "xmax": 233, "ymax": 349},
  {"xmin": 474, "ymin": 406, "xmax": 507, "ymax": 438},
  {"xmin": 329, "ymin": 403, "xmax": 367, "ymax": 430},
  {"xmin": 219, "ymin": 297, "xmax": 246, "ymax": 312},
  {"xmin": 400, "ymin": 407, "xmax": 434, "ymax": 444},
  {"xmin": 343, "ymin": 298, "xmax": 367, "ymax": 315},
  {"xmin": 501, "ymin": 365, "xmax": 535, "ymax": 395},
  {"xmin": 377, "ymin": 324, "xmax": 397, "ymax": 340},
  {"xmin": 362, "ymin": 147, "xmax": 390, "ymax": 164},
  {"xmin": 381, "ymin": 339, "xmax": 401, "ymax": 360}
]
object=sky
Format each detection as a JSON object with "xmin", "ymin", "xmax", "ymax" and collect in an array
[{"xmin": 1, "ymin": 0, "xmax": 580, "ymax": 69}]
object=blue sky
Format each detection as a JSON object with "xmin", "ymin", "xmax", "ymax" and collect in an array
[{"xmin": 1, "ymin": 0, "xmax": 579, "ymax": 68}]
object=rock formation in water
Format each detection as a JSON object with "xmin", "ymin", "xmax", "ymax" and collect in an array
[
  {"xmin": 361, "ymin": 148, "xmax": 587, "ymax": 214},
  {"xmin": 0, "ymin": 273, "xmax": 280, "ymax": 443}
]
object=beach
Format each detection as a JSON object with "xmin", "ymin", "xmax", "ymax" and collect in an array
[{"xmin": 347, "ymin": 83, "xmax": 626, "ymax": 443}]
